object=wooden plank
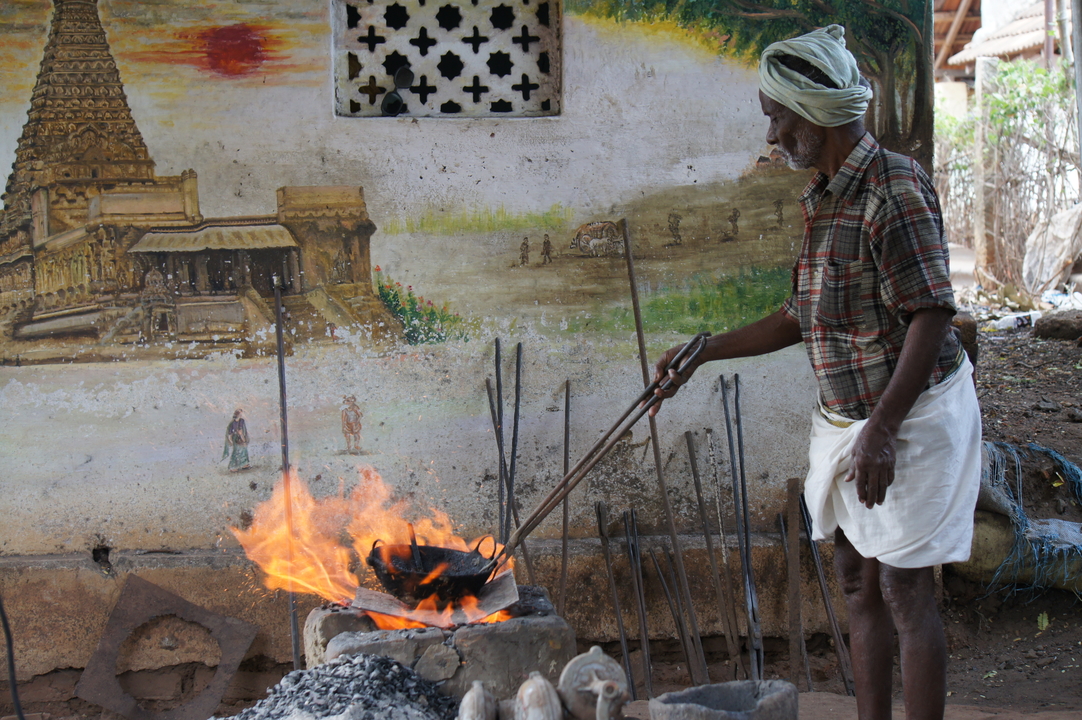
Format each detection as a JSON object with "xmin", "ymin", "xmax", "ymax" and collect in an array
[{"xmin": 935, "ymin": 0, "xmax": 978, "ymax": 71}]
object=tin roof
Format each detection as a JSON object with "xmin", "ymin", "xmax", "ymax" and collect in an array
[{"xmin": 949, "ymin": 3, "xmax": 1066, "ymax": 65}]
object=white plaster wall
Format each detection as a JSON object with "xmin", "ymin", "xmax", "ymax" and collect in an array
[
  {"xmin": 0, "ymin": 15, "xmax": 766, "ymax": 225},
  {"xmin": 0, "ymin": 9, "xmax": 819, "ymax": 558},
  {"xmin": 0, "ymin": 338, "xmax": 816, "ymax": 555}
]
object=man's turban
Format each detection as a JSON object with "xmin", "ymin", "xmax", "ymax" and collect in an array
[{"xmin": 758, "ymin": 24, "xmax": 872, "ymax": 128}]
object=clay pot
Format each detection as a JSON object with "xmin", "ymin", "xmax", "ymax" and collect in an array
[
  {"xmin": 458, "ymin": 680, "xmax": 497, "ymax": 720},
  {"xmin": 514, "ymin": 671, "xmax": 563, "ymax": 720}
]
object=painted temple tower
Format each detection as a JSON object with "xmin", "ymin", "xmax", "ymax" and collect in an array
[{"xmin": 0, "ymin": 0, "xmax": 396, "ymax": 360}]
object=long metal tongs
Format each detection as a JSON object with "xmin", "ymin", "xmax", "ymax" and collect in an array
[{"xmin": 491, "ymin": 332, "xmax": 710, "ymax": 566}]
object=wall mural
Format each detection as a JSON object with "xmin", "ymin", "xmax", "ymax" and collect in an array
[{"xmin": 0, "ymin": 0, "xmax": 929, "ymax": 558}]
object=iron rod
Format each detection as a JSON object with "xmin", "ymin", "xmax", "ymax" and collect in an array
[
  {"xmin": 649, "ymin": 550, "xmax": 692, "ymax": 677},
  {"xmin": 558, "ymin": 379, "xmax": 571, "ymax": 615},
  {"xmin": 733, "ymin": 374, "xmax": 764, "ymax": 680},
  {"xmin": 622, "ymin": 509, "xmax": 653, "ymax": 698},
  {"xmin": 705, "ymin": 428, "xmax": 748, "ymax": 679},
  {"xmin": 720, "ymin": 376, "xmax": 763, "ymax": 680},
  {"xmin": 273, "ymin": 279, "xmax": 302, "ymax": 671},
  {"xmin": 596, "ymin": 502, "xmax": 636, "ymax": 699},
  {"xmin": 800, "ymin": 494, "xmax": 856, "ymax": 696},
  {"xmin": 494, "ymin": 339, "xmax": 506, "ymax": 543},
  {"xmin": 484, "ymin": 378, "xmax": 535, "ymax": 582},
  {"xmin": 686, "ymin": 431, "xmax": 742, "ymax": 680},
  {"xmin": 621, "ymin": 218, "xmax": 710, "ymax": 686},
  {"xmin": 507, "ymin": 342, "xmax": 523, "ymax": 553}
]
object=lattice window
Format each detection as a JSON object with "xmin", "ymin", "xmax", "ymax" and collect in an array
[{"xmin": 333, "ymin": 0, "xmax": 561, "ymax": 118}]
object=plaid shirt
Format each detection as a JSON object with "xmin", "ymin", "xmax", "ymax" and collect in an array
[{"xmin": 780, "ymin": 133, "xmax": 962, "ymax": 420}]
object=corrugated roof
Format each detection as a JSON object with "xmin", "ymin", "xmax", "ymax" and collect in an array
[
  {"xmin": 949, "ymin": 2, "xmax": 1066, "ymax": 65},
  {"xmin": 129, "ymin": 224, "xmax": 298, "ymax": 252}
]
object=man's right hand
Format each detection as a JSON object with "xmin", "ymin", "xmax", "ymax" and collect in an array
[{"xmin": 648, "ymin": 343, "xmax": 699, "ymax": 417}]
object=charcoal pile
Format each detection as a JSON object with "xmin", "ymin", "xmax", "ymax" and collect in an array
[{"xmin": 218, "ymin": 653, "xmax": 458, "ymax": 720}]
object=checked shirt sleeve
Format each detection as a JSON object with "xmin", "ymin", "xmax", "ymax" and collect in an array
[{"xmin": 867, "ymin": 166, "xmax": 956, "ymax": 323}]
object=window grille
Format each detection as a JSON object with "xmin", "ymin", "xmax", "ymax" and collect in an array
[{"xmin": 333, "ymin": 0, "xmax": 562, "ymax": 118}]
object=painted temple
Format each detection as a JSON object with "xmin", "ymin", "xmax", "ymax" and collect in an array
[{"xmin": 0, "ymin": 0, "xmax": 397, "ymax": 361}]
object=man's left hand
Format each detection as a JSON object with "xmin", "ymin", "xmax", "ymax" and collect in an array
[{"xmin": 846, "ymin": 420, "xmax": 897, "ymax": 508}]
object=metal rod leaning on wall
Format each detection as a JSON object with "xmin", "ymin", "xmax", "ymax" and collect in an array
[
  {"xmin": 733, "ymin": 375, "xmax": 764, "ymax": 678},
  {"xmin": 685, "ymin": 431, "xmax": 743, "ymax": 680},
  {"xmin": 558, "ymin": 379, "xmax": 572, "ymax": 616},
  {"xmin": 800, "ymin": 494, "xmax": 856, "ymax": 696},
  {"xmin": 620, "ymin": 218, "xmax": 711, "ymax": 686},
  {"xmin": 508, "ymin": 342, "xmax": 523, "ymax": 552},
  {"xmin": 622, "ymin": 509, "xmax": 653, "ymax": 699},
  {"xmin": 719, "ymin": 376, "xmax": 764, "ymax": 680},
  {"xmin": 596, "ymin": 502, "xmax": 637, "ymax": 700},
  {"xmin": 272, "ymin": 277, "xmax": 302, "ymax": 671},
  {"xmin": 484, "ymin": 378, "xmax": 536, "ymax": 584},
  {"xmin": 705, "ymin": 428, "xmax": 748, "ymax": 679},
  {"xmin": 649, "ymin": 549, "xmax": 692, "ymax": 676},
  {"xmin": 494, "ymin": 339, "xmax": 507, "ymax": 544}
]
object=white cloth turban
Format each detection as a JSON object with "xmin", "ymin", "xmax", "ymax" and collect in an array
[{"xmin": 758, "ymin": 24, "xmax": 873, "ymax": 128}]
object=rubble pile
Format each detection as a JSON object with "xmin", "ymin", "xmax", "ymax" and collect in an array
[{"xmin": 218, "ymin": 653, "xmax": 458, "ymax": 720}]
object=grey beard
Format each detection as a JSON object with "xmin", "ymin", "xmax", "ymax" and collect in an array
[{"xmin": 784, "ymin": 124, "xmax": 824, "ymax": 170}]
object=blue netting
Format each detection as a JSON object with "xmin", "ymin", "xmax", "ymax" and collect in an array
[{"xmin": 981, "ymin": 442, "xmax": 1082, "ymax": 593}]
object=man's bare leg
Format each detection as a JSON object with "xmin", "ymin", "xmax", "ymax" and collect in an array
[
  {"xmin": 880, "ymin": 563, "xmax": 946, "ymax": 720},
  {"xmin": 835, "ymin": 529, "xmax": 894, "ymax": 720}
]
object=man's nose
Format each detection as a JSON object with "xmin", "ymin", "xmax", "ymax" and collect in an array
[{"xmin": 765, "ymin": 125, "xmax": 777, "ymax": 145}]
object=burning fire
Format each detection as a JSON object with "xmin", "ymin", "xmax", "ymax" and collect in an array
[{"xmin": 232, "ymin": 466, "xmax": 513, "ymax": 628}]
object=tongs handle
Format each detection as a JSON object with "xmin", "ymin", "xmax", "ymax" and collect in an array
[{"xmin": 492, "ymin": 333, "xmax": 709, "ymax": 568}]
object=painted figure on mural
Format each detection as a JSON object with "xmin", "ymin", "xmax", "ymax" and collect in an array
[
  {"xmin": 342, "ymin": 395, "xmax": 363, "ymax": 454},
  {"xmin": 541, "ymin": 234, "xmax": 553, "ymax": 264},
  {"xmin": 222, "ymin": 409, "xmax": 251, "ymax": 472},
  {"xmin": 519, "ymin": 237, "xmax": 530, "ymax": 266},
  {"xmin": 651, "ymin": 25, "xmax": 979, "ymax": 719}
]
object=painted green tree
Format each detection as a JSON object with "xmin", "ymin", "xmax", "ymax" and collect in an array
[{"xmin": 567, "ymin": 0, "xmax": 933, "ymax": 169}]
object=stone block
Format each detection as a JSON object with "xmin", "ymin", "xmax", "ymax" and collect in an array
[
  {"xmin": 1035, "ymin": 309, "xmax": 1082, "ymax": 340},
  {"xmin": 442, "ymin": 614, "xmax": 576, "ymax": 700},
  {"xmin": 303, "ymin": 605, "xmax": 376, "ymax": 667},
  {"xmin": 325, "ymin": 626, "xmax": 449, "ymax": 668},
  {"xmin": 414, "ymin": 642, "xmax": 461, "ymax": 682}
]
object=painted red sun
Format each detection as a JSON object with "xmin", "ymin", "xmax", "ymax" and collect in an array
[{"xmin": 198, "ymin": 24, "xmax": 268, "ymax": 76}]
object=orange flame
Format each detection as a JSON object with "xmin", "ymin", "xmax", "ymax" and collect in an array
[{"xmin": 232, "ymin": 466, "xmax": 513, "ymax": 626}]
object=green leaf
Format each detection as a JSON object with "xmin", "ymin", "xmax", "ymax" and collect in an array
[{"xmin": 1038, "ymin": 612, "xmax": 1050, "ymax": 632}]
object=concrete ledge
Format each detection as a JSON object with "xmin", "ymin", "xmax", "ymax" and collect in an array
[{"xmin": 0, "ymin": 535, "xmax": 845, "ymax": 684}]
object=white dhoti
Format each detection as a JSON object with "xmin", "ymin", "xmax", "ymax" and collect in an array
[{"xmin": 803, "ymin": 357, "xmax": 982, "ymax": 568}]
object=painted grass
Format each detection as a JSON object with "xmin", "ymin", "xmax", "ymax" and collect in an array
[
  {"xmin": 381, "ymin": 204, "xmax": 575, "ymax": 236},
  {"xmin": 568, "ymin": 266, "xmax": 791, "ymax": 335}
]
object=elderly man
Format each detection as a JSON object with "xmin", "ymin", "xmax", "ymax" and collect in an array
[{"xmin": 651, "ymin": 25, "xmax": 980, "ymax": 720}]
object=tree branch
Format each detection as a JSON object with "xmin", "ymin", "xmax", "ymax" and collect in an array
[
  {"xmin": 860, "ymin": 0, "xmax": 923, "ymax": 44},
  {"xmin": 1017, "ymin": 133, "xmax": 1082, "ymax": 171}
]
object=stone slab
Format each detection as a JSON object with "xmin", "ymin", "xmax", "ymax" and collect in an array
[{"xmin": 325, "ymin": 626, "xmax": 450, "ymax": 668}]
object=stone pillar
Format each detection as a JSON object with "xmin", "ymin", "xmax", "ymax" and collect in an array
[
  {"xmin": 238, "ymin": 250, "xmax": 251, "ymax": 287},
  {"xmin": 177, "ymin": 257, "xmax": 191, "ymax": 295},
  {"xmin": 288, "ymin": 249, "xmax": 300, "ymax": 291},
  {"xmin": 194, "ymin": 253, "xmax": 209, "ymax": 295},
  {"xmin": 181, "ymin": 169, "xmax": 203, "ymax": 224},
  {"xmin": 972, "ymin": 57, "xmax": 999, "ymax": 288}
]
